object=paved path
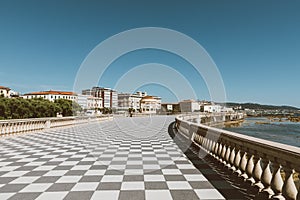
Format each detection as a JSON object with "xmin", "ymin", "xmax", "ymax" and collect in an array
[{"xmin": 0, "ymin": 116, "xmax": 225, "ymax": 200}]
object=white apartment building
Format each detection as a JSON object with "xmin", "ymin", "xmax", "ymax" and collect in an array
[
  {"xmin": 140, "ymin": 96, "xmax": 161, "ymax": 114},
  {"xmin": 202, "ymin": 104, "xmax": 222, "ymax": 113},
  {"xmin": 22, "ymin": 90, "xmax": 77, "ymax": 102},
  {"xmin": 0, "ymin": 86, "xmax": 11, "ymax": 97},
  {"xmin": 118, "ymin": 91, "xmax": 147, "ymax": 111},
  {"xmin": 179, "ymin": 100, "xmax": 200, "ymax": 112},
  {"xmin": 82, "ymin": 87, "xmax": 118, "ymax": 108},
  {"xmin": 77, "ymin": 94, "xmax": 102, "ymax": 110}
]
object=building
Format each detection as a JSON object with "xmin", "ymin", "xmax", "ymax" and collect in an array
[
  {"xmin": 179, "ymin": 100, "xmax": 200, "ymax": 112},
  {"xmin": 22, "ymin": 90, "xmax": 77, "ymax": 102},
  {"xmin": 82, "ymin": 87, "xmax": 118, "ymax": 108},
  {"xmin": 202, "ymin": 104, "xmax": 222, "ymax": 113},
  {"xmin": 161, "ymin": 103, "xmax": 181, "ymax": 113},
  {"xmin": 140, "ymin": 96, "xmax": 161, "ymax": 114},
  {"xmin": 77, "ymin": 94, "xmax": 102, "ymax": 110},
  {"xmin": 0, "ymin": 86, "xmax": 11, "ymax": 97},
  {"xmin": 118, "ymin": 91, "xmax": 147, "ymax": 111}
]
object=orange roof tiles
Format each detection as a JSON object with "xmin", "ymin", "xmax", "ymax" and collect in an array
[
  {"xmin": 24, "ymin": 90, "xmax": 76, "ymax": 96},
  {"xmin": 0, "ymin": 86, "xmax": 11, "ymax": 91}
]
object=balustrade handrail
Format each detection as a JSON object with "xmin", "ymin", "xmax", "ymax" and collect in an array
[
  {"xmin": 175, "ymin": 114, "xmax": 300, "ymax": 200},
  {"xmin": 0, "ymin": 115, "xmax": 113, "ymax": 135}
]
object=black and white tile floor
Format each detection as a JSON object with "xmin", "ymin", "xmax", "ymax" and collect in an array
[{"xmin": 0, "ymin": 116, "xmax": 225, "ymax": 200}]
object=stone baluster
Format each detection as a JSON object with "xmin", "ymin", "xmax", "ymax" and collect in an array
[
  {"xmin": 213, "ymin": 142, "xmax": 219, "ymax": 159},
  {"xmin": 229, "ymin": 147, "xmax": 236, "ymax": 172},
  {"xmin": 202, "ymin": 137, "xmax": 207, "ymax": 150},
  {"xmin": 271, "ymin": 163, "xmax": 284, "ymax": 200},
  {"xmin": 225, "ymin": 145, "xmax": 231, "ymax": 168},
  {"xmin": 210, "ymin": 141, "xmax": 216, "ymax": 156},
  {"xmin": 252, "ymin": 155, "xmax": 264, "ymax": 193},
  {"xmin": 282, "ymin": 166, "xmax": 297, "ymax": 200},
  {"xmin": 207, "ymin": 139, "xmax": 213, "ymax": 153},
  {"xmin": 221, "ymin": 144, "xmax": 227, "ymax": 165},
  {"xmin": 240, "ymin": 151, "xmax": 249, "ymax": 180},
  {"xmin": 256, "ymin": 158, "xmax": 274, "ymax": 199},
  {"xmin": 246, "ymin": 154, "xmax": 255, "ymax": 185},
  {"xmin": 217, "ymin": 143, "xmax": 223, "ymax": 162},
  {"xmin": 233, "ymin": 149, "xmax": 242, "ymax": 176}
]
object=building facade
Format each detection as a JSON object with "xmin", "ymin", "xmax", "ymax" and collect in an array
[
  {"xmin": 140, "ymin": 96, "xmax": 161, "ymax": 114},
  {"xmin": 0, "ymin": 86, "xmax": 11, "ymax": 97},
  {"xmin": 82, "ymin": 87, "xmax": 118, "ymax": 108},
  {"xmin": 22, "ymin": 90, "xmax": 77, "ymax": 102},
  {"xmin": 118, "ymin": 91, "xmax": 147, "ymax": 111},
  {"xmin": 77, "ymin": 94, "xmax": 102, "ymax": 110},
  {"xmin": 179, "ymin": 100, "xmax": 200, "ymax": 112}
]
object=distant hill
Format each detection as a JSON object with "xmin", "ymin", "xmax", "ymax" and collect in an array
[{"xmin": 218, "ymin": 102, "xmax": 300, "ymax": 111}]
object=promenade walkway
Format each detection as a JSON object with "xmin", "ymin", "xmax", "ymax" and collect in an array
[{"xmin": 0, "ymin": 116, "xmax": 225, "ymax": 200}]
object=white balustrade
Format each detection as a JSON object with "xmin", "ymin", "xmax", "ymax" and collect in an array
[
  {"xmin": 175, "ymin": 115, "xmax": 300, "ymax": 200},
  {"xmin": 0, "ymin": 115, "xmax": 112, "ymax": 135}
]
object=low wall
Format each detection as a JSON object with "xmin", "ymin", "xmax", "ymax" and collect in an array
[
  {"xmin": 175, "ymin": 114, "xmax": 300, "ymax": 200},
  {"xmin": 0, "ymin": 115, "xmax": 112, "ymax": 135}
]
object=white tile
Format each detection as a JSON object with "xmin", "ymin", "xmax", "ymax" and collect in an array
[
  {"xmin": 167, "ymin": 181, "xmax": 192, "ymax": 189},
  {"xmin": 101, "ymin": 175, "xmax": 123, "ymax": 182},
  {"xmin": 177, "ymin": 164, "xmax": 195, "ymax": 169},
  {"xmin": 195, "ymin": 189, "xmax": 225, "ymax": 199},
  {"xmin": 158, "ymin": 161, "xmax": 174, "ymax": 165},
  {"xmin": 111, "ymin": 157, "xmax": 127, "ymax": 161},
  {"xmin": 108, "ymin": 165, "xmax": 126, "ymax": 170},
  {"xmin": 124, "ymin": 169, "xmax": 143, "ymax": 175},
  {"xmin": 20, "ymin": 183, "xmax": 52, "ymax": 192},
  {"xmin": 184, "ymin": 174, "xmax": 207, "ymax": 181},
  {"xmin": 0, "ymin": 193, "xmax": 14, "ymax": 200},
  {"xmin": 144, "ymin": 175, "xmax": 165, "ymax": 182},
  {"xmin": 162, "ymin": 169, "xmax": 182, "ymax": 175},
  {"xmin": 121, "ymin": 182, "xmax": 144, "ymax": 190},
  {"xmin": 85, "ymin": 170, "xmax": 105, "ymax": 176},
  {"xmin": 126, "ymin": 161, "xmax": 143, "ymax": 165},
  {"xmin": 33, "ymin": 166, "xmax": 56, "ymax": 171},
  {"xmin": 91, "ymin": 190, "xmax": 119, "ymax": 200},
  {"xmin": 143, "ymin": 165, "xmax": 160, "ymax": 170},
  {"xmin": 70, "ymin": 165, "xmax": 91, "ymax": 170},
  {"xmin": 82, "ymin": 157, "xmax": 97, "ymax": 162},
  {"xmin": 1, "ymin": 171, "xmax": 28, "ymax": 177},
  {"xmin": 142, "ymin": 157, "xmax": 156, "ymax": 161},
  {"xmin": 56, "ymin": 176, "xmax": 82, "ymax": 183},
  {"xmin": 0, "ymin": 166, "xmax": 20, "ymax": 172},
  {"xmin": 0, "ymin": 162, "xmax": 13, "ymax": 167},
  {"xmin": 36, "ymin": 192, "xmax": 68, "ymax": 200},
  {"xmin": 43, "ymin": 170, "xmax": 68, "ymax": 176},
  {"xmin": 17, "ymin": 158, "xmax": 38, "ymax": 162},
  {"xmin": 71, "ymin": 182, "xmax": 98, "ymax": 191},
  {"xmin": 10, "ymin": 176, "xmax": 39, "ymax": 184},
  {"xmin": 59, "ymin": 161, "xmax": 79, "ymax": 166},
  {"xmin": 25, "ymin": 162, "xmax": 45, "ymax": 166},
  {"xmin": 49, "ymin": 158, "xmax": 68, "ymax": 162},
  {"xmin": 146, "ymin": 190, "xmax": 172, "ymax": 200}
]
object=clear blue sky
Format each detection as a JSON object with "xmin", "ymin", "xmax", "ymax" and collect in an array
[{"xmin": 0, "ymin": 0, "xmax": 299, "ymax": 107}]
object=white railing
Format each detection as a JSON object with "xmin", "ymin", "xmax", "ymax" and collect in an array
[
  {"xmin": 175, "ymin": 115, "xmax": 300, "ymax": 200},
  {"xmin": 0, "ymin": 115, "xmax": 113, "ymax": 135}
]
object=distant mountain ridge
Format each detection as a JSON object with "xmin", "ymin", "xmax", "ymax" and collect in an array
[{"xmin": 218, "ymin": 102, "xmax": 299, "ymax": 111}]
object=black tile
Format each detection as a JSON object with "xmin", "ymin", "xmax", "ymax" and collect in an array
[
  {"xmin": 119, "ymin": 191, "xmax": 145, "ymax": 200},
  {"xmin": 97, "ymin": 182, "xmax": 121, "ymax": 190},
  {"xmin": 170, "ymin": 190, "xmax": 199, "ymax": 200}
]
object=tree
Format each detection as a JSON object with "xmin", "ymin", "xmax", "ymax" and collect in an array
[{"xmin": 55, "ymin": 99, "xmax": 82, "ymax": 117}]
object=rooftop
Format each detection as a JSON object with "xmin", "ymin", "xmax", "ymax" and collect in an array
[{"xmin": 24, "ymin": 90, "xmax": 77, "ymax": 96}]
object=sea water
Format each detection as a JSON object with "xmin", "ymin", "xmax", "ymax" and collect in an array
[{"xmin": 224, "ymin": 117, "xmax": 300, "ymax": 147}]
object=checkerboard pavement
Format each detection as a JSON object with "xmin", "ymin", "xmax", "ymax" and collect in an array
[{"xmin": 0, "ymin": 116, "xmax": 225, "ymax": 200}]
